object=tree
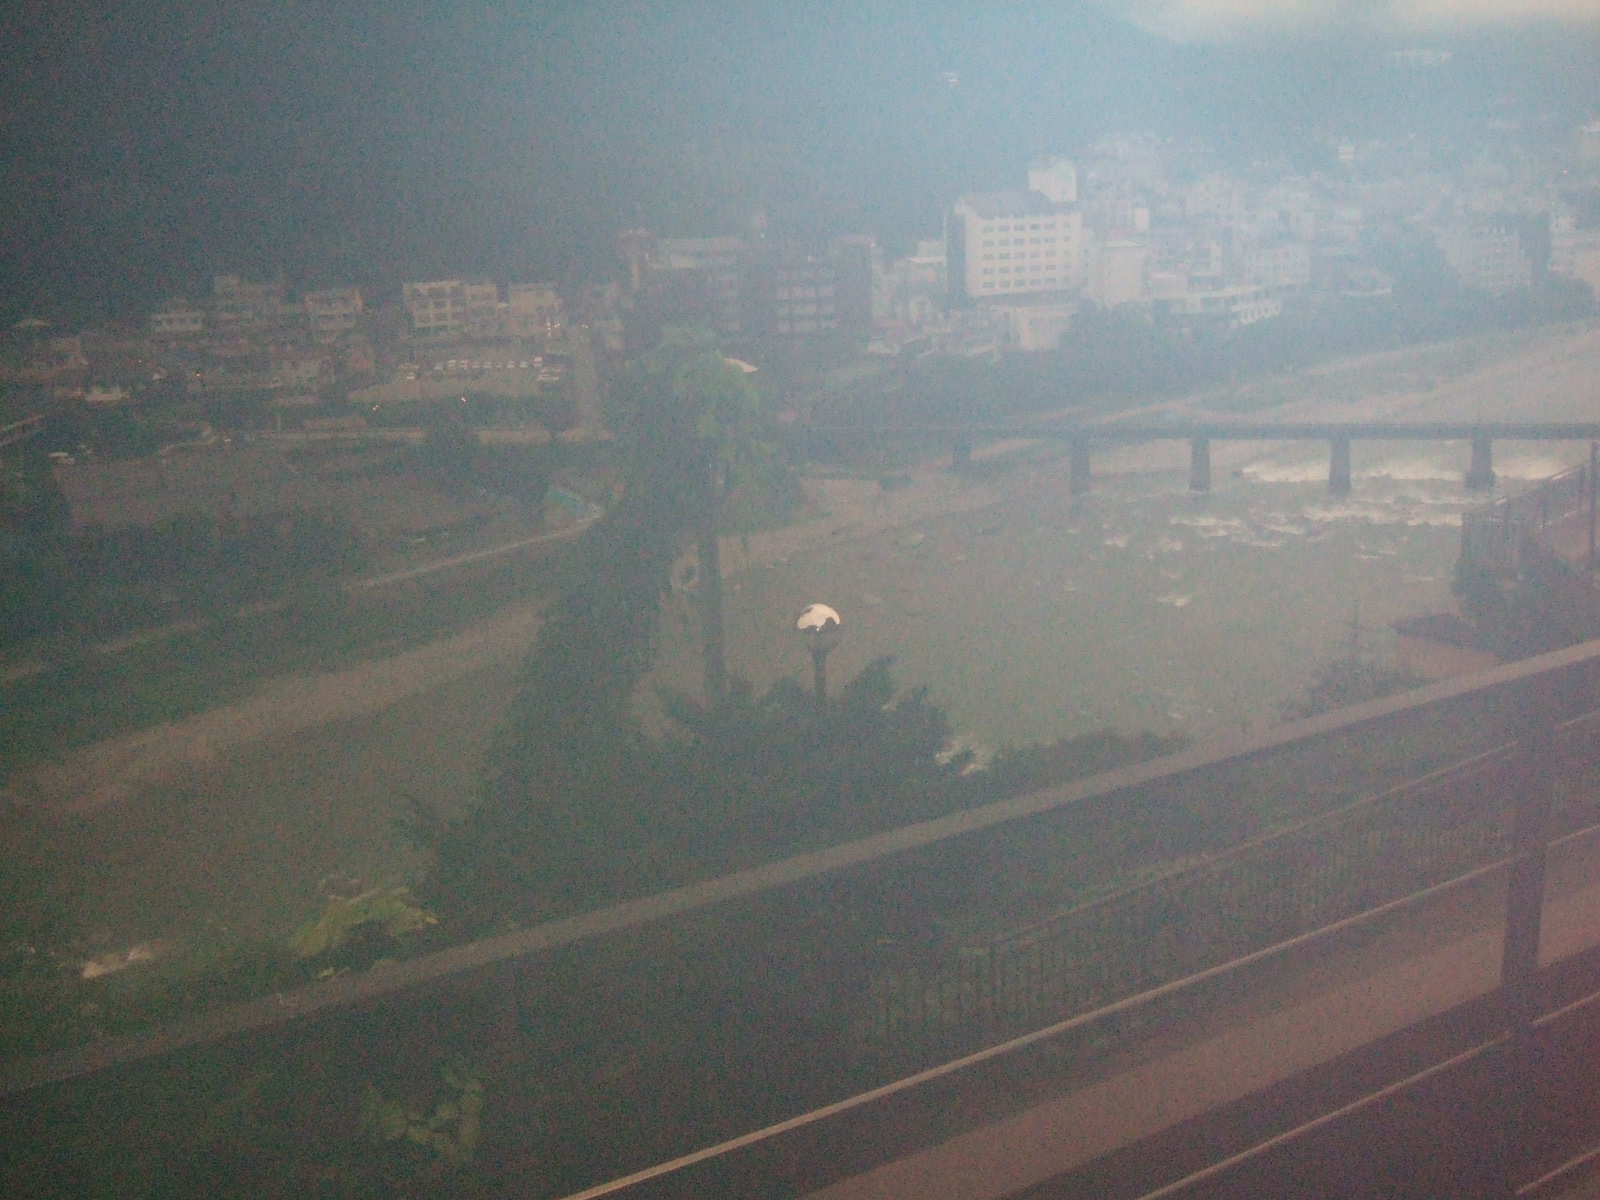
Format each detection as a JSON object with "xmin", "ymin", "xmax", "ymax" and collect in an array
[
  {"xmin": 633, "ymin": 329, "xmax": 776, "ymax": 701},
  {"xmin": 419, "ymin": 331, "xmax": 784, "ymax": 929}
]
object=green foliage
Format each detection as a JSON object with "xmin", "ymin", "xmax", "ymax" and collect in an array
[
  {"xmin": 1280, "ymin": 646, "xmax": 1424, "ymax": 720},
  {"xmin": 360, "ymin": 1058, "xmax": 485, "ymax": 1166},
  {"xmin": 423, "ymin": 656, "xmax": 961, "ymax": 929},
  {"xmin": 422, "ymin": 334, "xmax": 799, "ymax": 930},
  {"xmin": 289, "ymin": 888, "xmax": 438, "ymax": 960},
  {"xmin": 422, "ymin": 645, "xmax": 1188, "ymax": 932},
  {"xmin": 977, "ymin": 730, "xmax": 1189, "ymax": 798}
]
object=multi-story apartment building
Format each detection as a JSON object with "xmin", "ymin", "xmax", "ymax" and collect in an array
[
  {"xmin": 505, "ymin": 283, "xmax": 565, "ymax": 339},
  {"xmin": 403, "ymin": 280, "xmax": 468, "ymax": 337},
  {"xmin": 1168, "ymin": 285, "xmax": 1282, "ymax": 328},
  {"xmin": 304, "ymin": 287, "xmax": 364, "ymax": 344},
  {"xmin": 402, "ymin": 280, "xmax": 498, "ymax": 338},
  {"xmin": 212, "ymin": 275, "xmax": 287, "ymax": 331},
  {"xmin": 1242, "ymin": 242, "xmax": 1312, "ymax": 290},
  {"xmin": 949, "ymin": 157, "xmax": 1084, "ymax": 303},
  {"xmin": 462, "ymin": 281, "xmax": 501, "ymax": 337},
  {"xmin": 769, "ymin": 254, "xmax": 838, "ymax": 339},
  {"xmin": 951, "ymin": 196, "xmax": 1084, "ymax": 303},
  {"xmin": 874, "ymin": 239, "xmax": 947, "ymax": 330},
  {"xmin": 1436, "ymin": 227, "xmax": 1532, "ymax": 294},
  {"xmin": 651, "ymin": 238, "xmax": 748, "ymax": 334},
  {"xmin": 1085, "ymin": 239, "xmax": 1148, "ymax": 308},
  {"xmin": 149, "ymin": 300, "xmax": 206, "ymax": 339}
]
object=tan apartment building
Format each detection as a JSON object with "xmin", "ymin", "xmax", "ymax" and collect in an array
[{"xmin": 951, "ymin": 159, "xmax": 1084, "ymax": 302}]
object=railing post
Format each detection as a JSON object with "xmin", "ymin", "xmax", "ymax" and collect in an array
[
  {"xmin": 1189, "ymin": 435, "xmax": 1211, "ymax": 494},
  {"xmin": 1588, "ymin": 442, "xmax": 1596, "ymax": 572},
  {"xmin": 1069, "ymin": 439, "xmax": 1092, "ymax": 497},
  {"xmin": 1497, "ymin": 677, "xmax": 1560, "ymax": 1193},
  {"xmin": 1468, "ymin": 430, "xmax": 1497, "ymax": 491},
  {"xmin": 1329, "ymin": 435, "xmax": 1352, "ymax": 497}
]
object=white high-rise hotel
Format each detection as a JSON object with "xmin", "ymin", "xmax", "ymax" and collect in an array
[{"xmin": 951, "ymin": 157, "xmax": 1084, "ymax": 299}]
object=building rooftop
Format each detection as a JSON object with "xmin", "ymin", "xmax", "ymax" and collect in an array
[{"xmin": 957, "ymin": 190, "xmax": 1078, "ymax": 219}]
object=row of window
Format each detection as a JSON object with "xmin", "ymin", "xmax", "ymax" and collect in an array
[
  {"xmin": 981, "ymin": 250, "xmax": 1059, "ymax": 261},
  {"xmin": 431, "ymin": 359, "xmax": 547, "ymax": 372},
  {"xmin": 981, "ymin": 236, "xmax": 1062, "ymax": 247},
  {"xmin": 980, "ymin": 222, "xmax": 1060, "ymax": 233}
]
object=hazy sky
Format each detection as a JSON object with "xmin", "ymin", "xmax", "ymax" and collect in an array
[
  {"xmin": 1, "ymin": 1, "xmax": 1597, "ymax": 323},
  {"xmin": 1122, "ymin": 0, "xmax": 1600, "ymax": 41}
]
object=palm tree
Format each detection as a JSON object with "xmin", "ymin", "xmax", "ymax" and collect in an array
[{"xmin": 633, "ymin": 329, "xmax": 770, "ymax": 702}]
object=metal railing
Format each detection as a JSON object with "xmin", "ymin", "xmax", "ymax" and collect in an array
[
  {"xmin": 869, "ymin": 744, "xmax": 1523, "ymax": 1054},
  {"xmin": 7, "ymin": 643, "xmax": 1600, "ymax": 1199},
  {"xmin": 1461, "ymin": 459, "xmax": 1597, "ymax": 578}
]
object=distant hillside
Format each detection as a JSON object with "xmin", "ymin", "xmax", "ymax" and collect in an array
[{"xmin": 0, "ymin": 1, "xmax": 1594, "ymax": 324}]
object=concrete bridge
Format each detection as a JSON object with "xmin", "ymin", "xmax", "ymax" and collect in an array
[{"xmin": 805, "ymin": 421, "xmax": 1600, "ymax": 497}]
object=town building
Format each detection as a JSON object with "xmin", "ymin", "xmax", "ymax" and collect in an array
[
  {"xmin": 1085, "ymin": 239, "xmax": 1148, "ymax": 308},
  {"xmin": 304, "ymin": 286, "xmax": 364, "ymax": 344},
  {"xmin": 149, "ymin": 301, "xmax": 206, "ymax": 339},
  {"xmin": 949, "ymin": 170, "xmax": 1085, "ymax": 301},
  {"xmin": 1167, "ymin": 285, "xmax": 1282, "ymax": 328},
  {"xmin": 873, "ymin": 239, "xmax": 947, "ymax": 337},
  {"xmin": 403, "ymin": 280, "xmax": 499, "ymax": 339},
  {"xmin": 1242, "ymin": 241, "xmax": 1312, "ymax": 290},
  {"xmin": 992, "ymin": 298, "xmax": 1079, "ymax": 352},
  {"xmin": 1027, "ymin": 157, "xmax": 1078, "ymax": 205},
  {"xmin": 649, "ymin": 238, "xmax": 748, "ymax": 335},
  {"xmin": 211, "ymin": 275, "xmax": 287, "ymax": 332},
  {"xmin": 1436, "ymin": 227, "xmax": 1533, "ymax": 294},
  {"xmin": 403, "ymin": 280, "xmax": 469, "ymax": 337},
  {"xmin": 462, "ymin": 281, "xmax": 501, "ymax": 337},
  {"xmin": 505, "ymin": 283, "xmax": 565, "ymax": 339}
]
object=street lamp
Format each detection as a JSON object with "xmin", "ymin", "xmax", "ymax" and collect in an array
[{"xmin": 796, "ymin": 603, "xmax": 843, "ymax": 711}]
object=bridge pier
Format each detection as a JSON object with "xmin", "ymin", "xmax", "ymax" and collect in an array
[
  {"xmin": 1188, "ymin": 436, "xmax": 1211, "ymax": 494},
  {"xmin": 1069, "ymin": 440, "xmax": 1092, "ymax": 496},
  {"xmin": 1329, "ymin": 435, "xmax": 1352, "ymax": 497},
  {"xmin": 1466, "ymin": 431, "xmax": 1496, "ymax": 490},
  {"xmin": 951, "ymin": 441, "xmax": 972, "ymax": 471}
]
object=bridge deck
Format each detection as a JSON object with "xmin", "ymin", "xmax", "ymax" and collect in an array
[{"xmin": 807, "ymin": 421, "xmax": 1600, "ymax": 443}]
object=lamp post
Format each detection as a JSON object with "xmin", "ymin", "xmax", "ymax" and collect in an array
[{"xmin": 796, "ymin": 603, "xmax": 843, "ymax": 712}]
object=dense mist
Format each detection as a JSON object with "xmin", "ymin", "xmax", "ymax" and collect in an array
[{"xmin": 3, "ymin": 1, "xmax": 1596, "ymax": 322}]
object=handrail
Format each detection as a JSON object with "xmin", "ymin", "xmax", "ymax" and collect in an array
[
  {"xmin": 551, "ymin": 805, "xmax": 1600, "ymax": 1200},
  {"xmin": 6, "ymin": 636, "xmax": 1600, "ymax": 1099},
  {"xmin": 556, "ymin": 851, "xmax": 1521, "ymax": 1200}
]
